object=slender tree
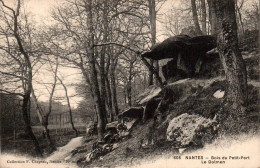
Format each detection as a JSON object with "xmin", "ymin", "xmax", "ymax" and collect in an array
[
  {"xmin": 31, "ymin": 87, "xmax": 55, "ymax": 152},
  {"xmin": 201, "ymin": 0, "xmax": 207, "ymax": 34},
  {"xmin": 38, "ymin": 57, "xmax": 59, "ymax": 152},
  {"xmin": 148, "ymin": 0, "xmax": 160, "ymax": 86},
  {"xmin": 86, "ymin": 0, "xmax": 106, "ymax": 141},
  {"xmin": 99, "ymin": 0, "xmax": 109, "ymax": 123},
  {"xmin": 147, "ymin": 0, "xmax": 155, "ymax": 86},
  {"xmin": 105, "ymin": 75, "xmax": 114, "ymax": 121},
  {"xmin": 110, "ymin": 55, "xmax": 119, "ymax": 116},
  {"xmin": 191, "ymin": 0, "xmax": 203, "ymax": 35},
  {"xmin": 208, "ymin": 0, "xmax": 217, "ymax": 34},
  {"xmin": 235, "ymin": 0, "xmax": 245, "ymax": 35},
  {"xmin": 57, "ymin": 76, "xmax": 78, "ymax": 137}
]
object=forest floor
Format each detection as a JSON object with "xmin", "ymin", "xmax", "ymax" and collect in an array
[{"xmin": 1, "ymin": 129, "xmax": 86, "ymax": 157}]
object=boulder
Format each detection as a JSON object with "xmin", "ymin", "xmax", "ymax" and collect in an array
[
  {"xmin": 106, "ymin": 121, "xmax": 119, "ymax": 129},
  {"xmin": 104, "ymin": 132, "xmax": 121, "ymax": 143},
  {"xmin": 104, "ymin": 119, "xmax": 138, "ymax": 143},
  {"xmin": 135, "ymin": 86, "xmax": 162, "ymax": 105},
  {"xmin": 124, "ymin": 118, "xmax": 138, "ymax": 130},
  {"xmin": 86, "ymin": 121, "xmax": 97, "ymax": 136},
  {"xmin": 166, "ymin": 113, "xmax": 218, "ymax": 148},
  {"xmin": 104, "ymin": 119, "xmax": 137, "ymax": 143},
  {"xmin": 135, "ymin": 85, "xmax": 158, "ymax": 103},
  {"xmin": 106, "ymin": 121, "xmax": 118, "ymax": 132},
  {"xmin": 118, "ymin": 107, "xmax": 144, "ymax": 120},
  {"xmin": 117, "ymin": 118, "xmax": 139, "ymax": 138},
  {"xmin": 121, "ymin": 89, "xmax": 159, "ymax": 130}
]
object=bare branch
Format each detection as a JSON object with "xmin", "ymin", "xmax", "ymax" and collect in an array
[
  {"xmin": 93, "ymin": 42, "xmax": 139, "ymax": 53},
  {"xmin": 0, "ymin": 0, "xmax": 15, "ymax": 14},
  {"xmin": 0, "ymin": 70, "xmax": 28, "ymax": 80},
  {"xmin": 0, "ymin": 88, "xmax": 23, "ymax": 96}
]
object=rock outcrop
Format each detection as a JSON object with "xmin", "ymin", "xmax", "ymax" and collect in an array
[
  {"xmin": 166, "ymin": 113, "xmax": 218, "ymax": 147},
  {"xmin": 69, "ymin": 48, "xmax": 260, "ymax": 168}
]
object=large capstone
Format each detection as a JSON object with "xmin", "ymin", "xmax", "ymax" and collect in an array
[{"xmin": 141, "ymin": 35, "xmax": 219, "ymax": 82}]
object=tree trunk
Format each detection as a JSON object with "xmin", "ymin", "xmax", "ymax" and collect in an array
[
  {"xmin": 148, "ymin": 59, "xmax": 154, "ymax": 86},
  {"xmin": 207, "ymin": 0, "xmax": 217, "ymax": 35},
  {"xmin": 148, "ymin": 0, "xmax": 158, "ymax": 86},
  {"xmin": 127, "ymin": 62, "xmax": 133, "ymax": 107},
  {"xmin": 105, "ymin": 76, "xmax": 114, "ymax": 122},
  {"xmin": 31, "ymin": 87, "xmax": 45, "ymax": 138},
  {"xmin": 201, "ymin": 0, "xmax": 207, "ymax": 34},
  {"xmin": 154, "ymin": 61, "xmax": 159, "ymax": 85},
  {"xmin": 41, "ymin": 57, "xmax": 59, "ymax": 152},
  {"xmin": 110, "ymin": 59, "xmax": 119, "ymax": 116},
  {"xmin": 191, "ymin": 0, "xmax": 203, "ymax": 35},
  {"xmin": 32, "ymin": 87, "xmax": 57, "ymax": 147},
  {"xmin": 99, "ymin": 0, "xmax": 109, "ymax": 125},
  {"xmin": 11, "ymin": 0, "xmax": 42, "ymax": 155},
  {"xmin": 215, "ymin": 0, "xmax": 248, "ymax": 115},
  {"xmin": 235, "ymin": 0, "xmax": 245, "ymax": 35},
  {"xmin": 42, "ymin": 116, "xmax": 56, "ymax": 151},
  {"xmin": 126, "ymin": 82, "xmax": 132, "ymax": 107},
  {"xmin": 148, "ymin": 0, "xmax": 159, "ymax": 86},
  {"xmin": 22, "ymin": 92, "xmax": 43, "ymax": 157},
  {"xmin": 143, "ymin": 71, "xmax": 147, "ymax": 90},
  {"xmin": 58, "ymin": 77, "xmax": 78, "ymax": 137},
  {"xmin": 86, "ymin": 0, "xmax": 105, "ymax": 142},
  {"xmin": 28, "ymin": 98, "xmax": 31, "ymax": 124}
]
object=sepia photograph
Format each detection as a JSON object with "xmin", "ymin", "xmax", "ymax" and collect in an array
[{"xmin": 0, "ymin": 0, "xmax": 259, "ymax": 167}]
